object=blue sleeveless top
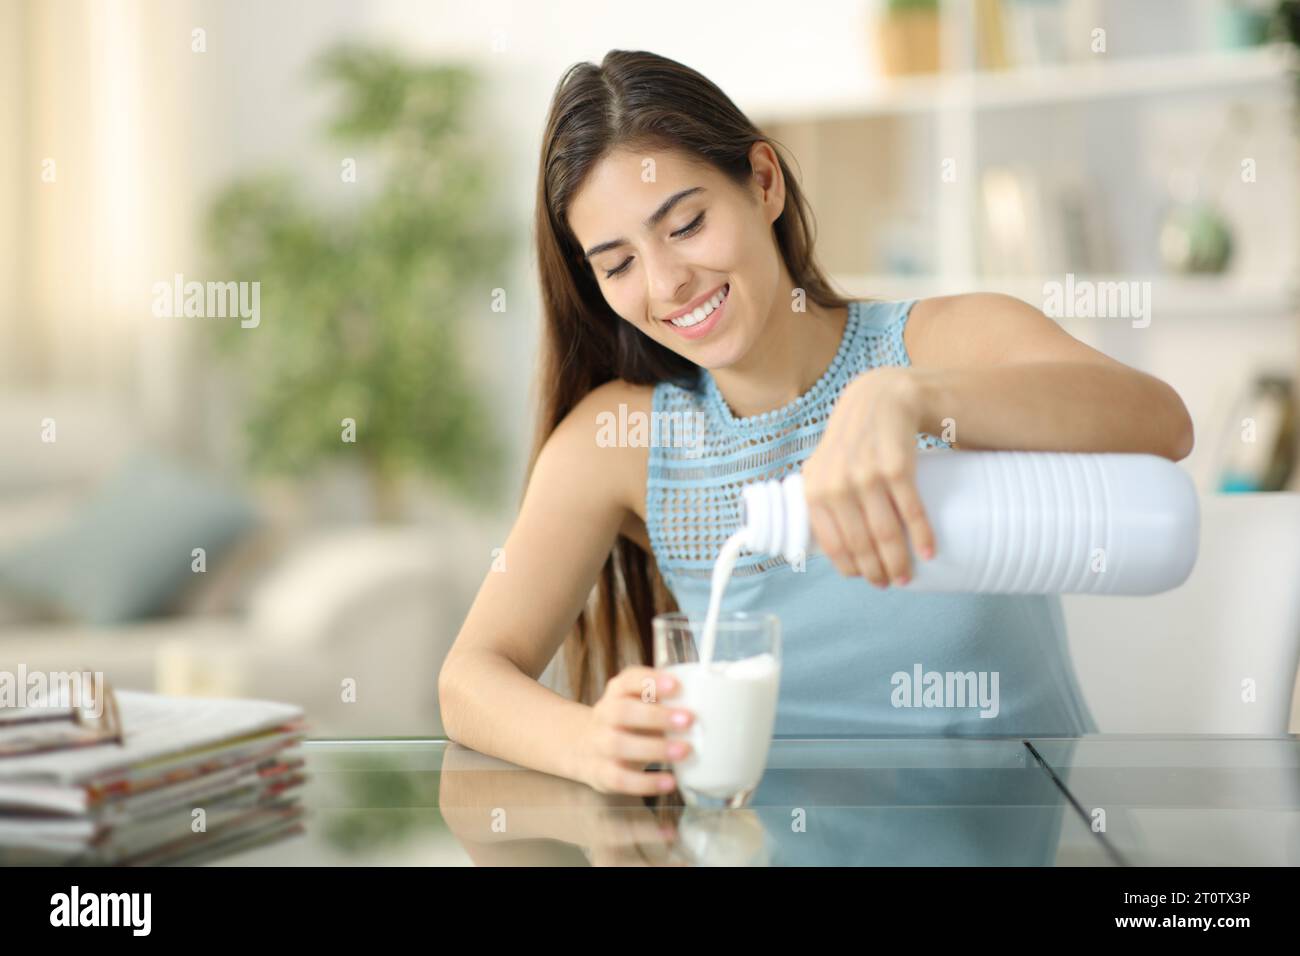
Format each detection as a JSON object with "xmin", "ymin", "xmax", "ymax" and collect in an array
[{"xmin": 647, "ymin": 298, "xmax": 1098, "ymax": 738}]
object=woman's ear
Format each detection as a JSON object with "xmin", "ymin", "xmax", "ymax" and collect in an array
[{"xmin": 747, "ymin": 141, "xmax": 785, "ymax": 221}]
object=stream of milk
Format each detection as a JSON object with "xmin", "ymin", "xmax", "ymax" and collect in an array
[{"xmin": 698, "ymin": 529, "xmax": 748, "ymax": 665}]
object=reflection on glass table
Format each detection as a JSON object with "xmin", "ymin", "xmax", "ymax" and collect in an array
[
  {"xmin": 1026, "ymin": 736, "xmax": 1300, "ymax": 866},
  {"xmin": 203, "ymin": 737, "xmax": 1111, "ymax": 867},
  {"xmin": 27, "ymin": 736, "xmax": 1291, "ymax": 866}
]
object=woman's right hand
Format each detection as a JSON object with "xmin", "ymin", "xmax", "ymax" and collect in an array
[{"xmin": 577, "ymin": 666, "xmax": 695, "ymax": 796}]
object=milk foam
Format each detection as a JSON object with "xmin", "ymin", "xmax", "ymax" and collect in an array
[{"xmin": 712, "ymin": 652, "xmax": 778, "ymax": 680}]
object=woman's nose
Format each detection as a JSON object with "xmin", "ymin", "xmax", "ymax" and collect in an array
[{"xmin": 641, "ymin": 247, "xmax": 693, "ymax": 307}]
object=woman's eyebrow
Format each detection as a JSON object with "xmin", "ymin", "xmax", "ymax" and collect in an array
[{"xmin": 582, "ymin": 186, "xmax": 706, "ymax": 260}]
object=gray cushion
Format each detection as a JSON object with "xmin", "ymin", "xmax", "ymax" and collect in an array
[{"xmin": 0, "ymin": 451, "xmax": 258, "ymax": 625}]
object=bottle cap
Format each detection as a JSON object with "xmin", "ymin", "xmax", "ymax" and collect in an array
[
  {"xmin": 740, "ymin": 480, "xmax": 774, "ymax": 553},
  {"xmin": 783, "ymin": 472, "xmax": 810, "ymax": 563}
]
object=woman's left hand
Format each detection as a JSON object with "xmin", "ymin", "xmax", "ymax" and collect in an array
[{"xmin": 800, "ymin": 367, "xmax": 936, "ymax": 587}]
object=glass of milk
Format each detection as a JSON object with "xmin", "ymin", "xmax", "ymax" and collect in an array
[{"xmin": 652, "ymin": 611, "xmax": 781, "ymax": 809}]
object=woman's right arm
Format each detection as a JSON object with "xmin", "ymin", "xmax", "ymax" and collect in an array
[{"xmin": 437, "ymin": 380, "xmax": 691, "ymax": 795}]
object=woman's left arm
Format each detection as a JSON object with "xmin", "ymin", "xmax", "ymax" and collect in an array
[
  {"xmin": 801, "ymin": 292, "xmax": 1194, "ymax": 588},
  {"xmin": 904, "ymin": 292, "xmax": 1194, "ymax": 460}
]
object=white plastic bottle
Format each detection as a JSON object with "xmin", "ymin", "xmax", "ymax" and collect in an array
[{"xmin": 739, "ymin": 449, "xmax": 1200, "ymax": 595}]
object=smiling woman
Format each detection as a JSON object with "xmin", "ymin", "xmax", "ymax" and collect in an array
[
  {"xmin": 563, "ymin": 135, "xmax": 853, "ymax": 402},
  {"xmin": 437, "ymin": 49, "xmax": 1190, "ymax": 799}
]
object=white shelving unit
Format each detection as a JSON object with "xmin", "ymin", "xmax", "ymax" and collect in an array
[
  {"xmin": 837, "ymin": 273, "xmax": 1299, "ymax": 322},
  {"xmin": 747, "ymin": 43, "xmax": 1297, "ymax": 122},
  {"xmin": 746, "ymin": 1, "xmax": 1298, "ymax": 493},
  {"xmin": 753, "ymin": 36, "xmax": 1297, "ymax": 318}
]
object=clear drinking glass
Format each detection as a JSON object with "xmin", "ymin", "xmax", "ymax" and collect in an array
[{"xmin": 652, "ymin": 611, "xmax": 781, "ymax": 809}]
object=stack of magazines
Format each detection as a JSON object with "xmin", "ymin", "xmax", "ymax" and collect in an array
[{"xmin": 0, "ymin": 682, "xmax": 306, "ymax": 866}]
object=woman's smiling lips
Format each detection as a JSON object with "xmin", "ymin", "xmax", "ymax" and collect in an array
[{"xmin": 659, "ymin": 283, "xmax": 729, "ymax": 341}]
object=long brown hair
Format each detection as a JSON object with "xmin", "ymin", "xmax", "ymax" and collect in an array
[{"xmin": 529, "ymin": 49, "xmax": 849, "ymax": 704}]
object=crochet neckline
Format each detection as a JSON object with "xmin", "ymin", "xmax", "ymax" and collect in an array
[{"xmin": 702, "ymin": 300, "xmax": 859, "ymax": 430}]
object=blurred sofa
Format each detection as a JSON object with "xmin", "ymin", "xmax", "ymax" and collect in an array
[{"xmin": 0, "ymin": 391, "xmax": 490, "ymax": 737}]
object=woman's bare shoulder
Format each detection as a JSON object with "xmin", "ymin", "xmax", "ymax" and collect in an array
[
  {"xmin": 553, "ymin": 378, "xmax": 655, "ymax": 439},
  {"xmin": 587, "ymin": 377, "xmax": 655, "ymax": 415},
  {"xmin": 905, "ymin": 292, "xmax": 1070, "ymax": 367},
  {"xmin": 538, "ymin": 379, "xmax": 655, "ymax": 512}
]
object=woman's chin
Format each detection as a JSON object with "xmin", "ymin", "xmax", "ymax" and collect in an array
[
  {"xmin": 657, "ymin": 315, "xmax": 748, "ymax": 370},
  {"xmin": 690, "ymin": 336, "xmax": 748, "ymax": 372}
]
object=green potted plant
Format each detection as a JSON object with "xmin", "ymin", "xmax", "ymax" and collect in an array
[{"xmin": 204, "ymin": 45, "xmax": 511, "ymax": 519}]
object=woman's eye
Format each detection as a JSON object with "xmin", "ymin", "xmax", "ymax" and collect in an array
[
  {"xmin": 601, "ymin": 213, "xmax": 704, "ymax": 280},
  {"xmin": 604, "ymin": 258, "xmax": 632, "ymax": 280},
  {"xmin": 672, "ymin": 211, "xmax": 705, "ymax": 238}
]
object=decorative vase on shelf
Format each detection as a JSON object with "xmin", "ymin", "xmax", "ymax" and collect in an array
[
  {"xmin": 875, "ymin": 0, "xmax": 942, "ymax": 77},
  {"xmin": 1158, "ymin": 202, "xmax": 1234, "ymax": 275},
  {"xmin": 1214, "ymin": 1, "xmax": 1274, "ymax": 49}
]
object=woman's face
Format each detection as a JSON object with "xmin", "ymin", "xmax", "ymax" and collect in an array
[{"xmin": 566, "ymin": 143, "xmax": 786, "ymax": 370}]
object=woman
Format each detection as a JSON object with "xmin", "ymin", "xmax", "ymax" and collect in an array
[{"xmin": 438, "ymin": 50, "xmax": 1193, "ymax": 797}]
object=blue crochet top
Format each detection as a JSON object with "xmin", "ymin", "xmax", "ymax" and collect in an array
[{"xmin": 647, "ymin": 298, "xmax": 1098, "ymax": 737}]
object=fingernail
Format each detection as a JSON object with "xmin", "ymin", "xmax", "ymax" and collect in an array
[
  {"xmin": 668, "ymin": 742, "xmax": 687, "ymax": 759},
  {"xmin": 671, "ymin": 711, "xmax": 690, "ymax": 727},
  {"xmin": 921, "ymin": 546, "xmax": 934, "ymax": 560},
  {"xmin": 895, "ymin": 574, "xmax": 910, "ymax": 586},
  {"xmin": 657, "ymin": 675, "xmax": 676, "ymax": 692},
  {"xmin": 658, "ymin": 776, "xmax": 676, "ymax": 791}
]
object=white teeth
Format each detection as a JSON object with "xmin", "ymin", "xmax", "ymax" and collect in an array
[{"xmin": 670, "ymin": 285, "xmax": 728, "ymax": 328}]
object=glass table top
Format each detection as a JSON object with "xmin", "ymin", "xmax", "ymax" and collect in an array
[
  {"xmin": 1023, "ymin": 737, "xmax": 1300, "ymax": 866},
  {"xmin": 185, "ymin": 734, "xmax": 1298, "ymax": 867}
]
